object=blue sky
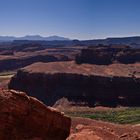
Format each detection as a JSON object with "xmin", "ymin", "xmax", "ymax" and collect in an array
[{"xmin": 0, "ymin": 0, "xmax": 140, "ymax": 39}]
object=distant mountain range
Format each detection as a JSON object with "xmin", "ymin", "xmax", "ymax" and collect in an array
[
  {"xmin": 0, "ymin": 35, "xmax": 70, "ymax": 41},
  {"xmin": 0, "ymin": 35, "xmax": 140, "ymax": 46},
  {"xmin": 81, "ymin": 36, "xmax": 140, "ymax": 45}
]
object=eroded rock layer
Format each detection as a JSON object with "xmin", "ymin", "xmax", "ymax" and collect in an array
[
  {"xmin": 9, "ymin": 61, "xmax": 140, "ymax": 107},
  {"xmin": 0, "ymin": 89, "xmax": 71, "ymax": 140}
]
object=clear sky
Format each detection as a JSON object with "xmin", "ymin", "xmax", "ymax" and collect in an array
[{"xmin": 0, "ymin": 0, "xmax": 140, "ymax": 40}]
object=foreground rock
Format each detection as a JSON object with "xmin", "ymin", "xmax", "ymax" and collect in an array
[
  {"xmin": 0, "ymin": 89, "xmax": 71, "ymax": 140},
  {"xmin": 9, "ymin": 61, "xmax": 140, "ymax": 107}
]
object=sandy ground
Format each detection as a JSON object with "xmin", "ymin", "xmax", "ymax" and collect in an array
[{"xmin": 67, "ymin": 117, "xmax": 140, "ymax": 140}]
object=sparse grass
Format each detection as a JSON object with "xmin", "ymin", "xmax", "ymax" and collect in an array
[{"xmin": 67, "ymin": 107, "xmax": 140, "ymax": 124}]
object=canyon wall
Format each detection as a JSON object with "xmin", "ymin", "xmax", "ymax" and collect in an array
[{"xmin": 9, "ymin": 61, "xmax": 140, "ymax": 107}]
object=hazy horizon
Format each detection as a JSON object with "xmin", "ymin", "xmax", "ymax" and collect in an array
[
  {"xmin": 0, "ymin": 0, "xmax": 140, "ymax": 40},
  {"xmin": 1, "ymin": 34, "xmax": 140, "ymax": 41}
]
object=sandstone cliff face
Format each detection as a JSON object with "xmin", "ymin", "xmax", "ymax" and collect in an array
[
  {"xmin": 75, "ymin": 46, "xmax": 140, "ymax": 64},
  {"xmin": 9, "ymin": 61, "xmax": 140, "ymax": 107},
  {"xmin": 0, "ymin": 89, "xmax": 71, "ymax": 140}
]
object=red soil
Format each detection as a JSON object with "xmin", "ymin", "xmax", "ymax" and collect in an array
[{"xmin": 68, "ymin": 117, "xmax": 140, "ymax": 140}]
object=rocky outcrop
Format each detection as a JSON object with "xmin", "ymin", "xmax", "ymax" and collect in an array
[
  {"xmin": 9, "ymin": 61, "xmax": 140, "ymax": 107},
  {"xmin": 76, "ymin": 45, "xmax": 140, "ymax": 64},
  {"xmin": 0, "ymin": 89, "xmax": 71, "ymax": 140}
]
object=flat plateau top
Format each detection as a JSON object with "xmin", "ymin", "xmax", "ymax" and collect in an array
[{"xmin": 22, "ymin": 61, "xmax": 140, "ymax": 78}]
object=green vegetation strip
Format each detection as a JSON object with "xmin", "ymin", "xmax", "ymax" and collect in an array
[{"xmin": 68, "ymin": 107, "xmax": 140, "ymax": 124}]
